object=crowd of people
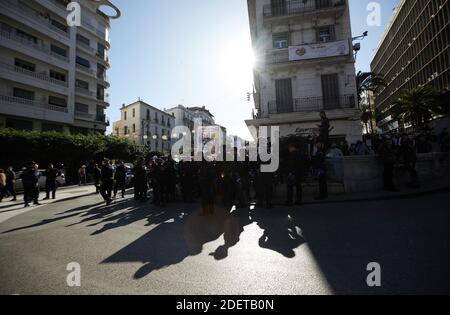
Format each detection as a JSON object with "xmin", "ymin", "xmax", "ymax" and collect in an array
[{"xmin": 1, "ymin": 114, "xmax": 449, "ymax": 210}]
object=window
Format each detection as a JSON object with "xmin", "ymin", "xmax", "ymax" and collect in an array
[
  {"xmin": 48, "ymin": 96, "xmax": 67, "ymax": 107},
  {"xmin": 146, "ymin": 109, "xmax": 150, "ymax": 120},
  {"xmin": 275, "ymin": 79, "xmax": 293, "ymax": 113},
  {"xmin": 76, "ymin": 79, "xmax": 89, "ymax": 90},
  {"xmin": 132, "ymin": 108, "xmax": 136, "ymax": 118},
  {"xmin": 76, "ymin": 34, "xmax": 90, "ymax": 46},
  {"xmin": 76, "ymin": 56, "xmax": 90, "ymax": 68},
  {"xmin": 75, "ymin": 103, "xmax": 89, "ymax": 113},
  {"xmin": 321, "ymin": 74, "xmax": 340, "ymax": 109},
  {"xmin": 124, "ymin": 111, "xmax": 127, "ymax": 120},
  {"xmin": 124, "ymin": 126, "xmax": 128, "ymax": 135},
  {"xmin": 13, "ymin": 88, "xmax": 34, "ymax": 100},
  {"xmin": 50, "ymin": 70, "xmax": 66, "ymax": 82},
  {"xmin": 273, "ymin": 33, "xmax": 289, "ymax": 49},
  {"xmin": 317, "ymin": 26, "xmax": 335, "ymax": 43},
  {"xmin": 51, "ymin": 19, "xmax": 68, "ymax": 33},
  {"xmin": 132, "ymin": 124, "xmax": 136, "ymax": 133},
  {"xmin": 51, "ymin": 44, "xmax": 67, "ymax": 57},
  {"xmin": 15, "ymin": 58, "xmax": 35, "ymax": 72},
  {"xmin": 6, "ymin": 118, "xmax": 33, "ymax": 131},
  {"xmin": 97, "ymin": 84, "xmax": 105, "ymax": 100},
  {"xmin": 16, "ymin": 29, "xmax": 37, "ymax": 44},
  {"xmin": 97, "ymin": 43, "xmax": 106, "ymax": 59}
]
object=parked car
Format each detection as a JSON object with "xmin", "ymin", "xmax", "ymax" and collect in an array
[{"xmin": 14, "ymin": 169, "xmax": 66, "ymax": 192}]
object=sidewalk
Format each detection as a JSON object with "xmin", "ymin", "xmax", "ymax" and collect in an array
[
  {"xmin": 271, "ymin": 177, "xmax": 450, "ymax": 205},
  {"xmin": 0, "ymin": 185, "xmax": 97, "ymax": 224}
]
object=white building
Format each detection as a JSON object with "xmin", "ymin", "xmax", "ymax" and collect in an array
[
  {"xmin": 165, "ymin": 105, "xmax": 216, "ymax": 129},
  {"xmin": 246, "ymin": 0, "xmax": 362, "ymax": 144},
  {"xmin": 0, "ymin": 0, "xmax": 120, "ymax": 134},
  {"xmin": 112, "ymin": 100, "xmax": 175, "ymax": 153}
]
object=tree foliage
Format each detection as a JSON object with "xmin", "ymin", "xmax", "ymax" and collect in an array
[{"xmin": 0, "ymin": 129, "xmax": 140, "ymax": 169}]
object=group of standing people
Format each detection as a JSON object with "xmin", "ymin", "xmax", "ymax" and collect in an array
[
  {"xmin": 0, "ymin": 166, "xmax": 17, "ymax": 203},
  {"xmin": 0, "ymin": 163, "xmax": 62, "ymax": 208}
]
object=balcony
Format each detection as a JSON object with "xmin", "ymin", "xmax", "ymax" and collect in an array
[
  {"xmin": 268, "ymin": 94, "xmax": 355, "ymax": 114},
  {"xmin": 263, "ymin": 0, "xmax": 346, "ymax": 19},
  {"xmin": 96, "ymin": 114, "xmax": 110, "ymax": 125},
  {"xmin": 0, "ymin": 61, "xmax": 68, "ymax": 88},
  {"xmin": 77, "ymin": 41, "xmax": 96, "ymax": 54},
  {"xmin": 0, "ymin": 30, "xmax": 69, "ymax": 66},
  {"xmin": 76, "ymin": 63, "xmax": 95, "ymax": 76},
  {"xmin": 0, "ymin": 95, "xmax": 68, "ymax": 113},
  {"xmin": 0, "ymin": 0, "xmax": 70, "ymax": 42},
  {"xmin": 75, "ymin": 111, "xmax": 94, "ymax": 120},
  {"xmin": 75, "ymin": 87, "xmax": 95, "ymax": 98}
]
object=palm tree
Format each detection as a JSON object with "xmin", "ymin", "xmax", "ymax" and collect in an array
[
  {"xmin": 356, "ymin": 71, "xmax": 386, "ymax": 133},
  {"xmin": 392, "ymin": 86, "xmax": 439, "ymax": 131}
]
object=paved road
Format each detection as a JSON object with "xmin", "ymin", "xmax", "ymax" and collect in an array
[{"xmin": 0, "ymin": 190, "xmax": 449, "ymax": 295}]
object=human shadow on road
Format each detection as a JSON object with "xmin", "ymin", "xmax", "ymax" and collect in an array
[
  {"xmin": 102, "ymin": 204, "xmax": 248, "ymax": 279},
  {"xmin": 252, "ymin": 207, "xmax": 305, "ymax": 258}
]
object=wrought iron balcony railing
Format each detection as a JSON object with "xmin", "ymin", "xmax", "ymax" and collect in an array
[
  {"xmin": 268, "ymin": 94, "xmax": 355, "ymax": 114},
  {"xmin": 0, "ymin": 95, "xmax": 68, "ymax": 113},
  {"xmin": 263, "ymin": 0, "xmax": 346, "ymax": 18},
  {"xmin": 0, "ymin": 61, "xmax": 68, "ymax": 87}
]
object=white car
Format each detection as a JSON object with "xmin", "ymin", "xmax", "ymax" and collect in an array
[{"xmin": 14, "ymin": 169, "xmax": 66, "ymax": 192}]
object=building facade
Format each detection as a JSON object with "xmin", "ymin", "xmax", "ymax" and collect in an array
[
  {"xmin": 371, "ymin": 0, "xmax": 450, "ymax": 132},
  {"xmin": 0, "ymin": 0, "xmax": 119, "ymax": 134},
  {"xmin": 112, "ymin": 100, "xmax": 175, "ymax": 153},
  {"xmin": 246, "ymin": 0, "xmax": 361, "ymax": 144}
]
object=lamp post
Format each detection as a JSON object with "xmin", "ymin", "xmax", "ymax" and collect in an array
[{"xmin": 352, "ymin": 31, "xmax": 368, "ymax": 60}]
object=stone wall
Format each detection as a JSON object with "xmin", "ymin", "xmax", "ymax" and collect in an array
[{"xmin": 342, "ymin": 153, "xmax": 450, "ymax": 193}]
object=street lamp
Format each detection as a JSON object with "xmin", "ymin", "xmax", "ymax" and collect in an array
[{"xmin": 352, "ymin": 31, "xmax": 368, "ymax": 60}]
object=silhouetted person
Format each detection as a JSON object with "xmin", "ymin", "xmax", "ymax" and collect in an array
[
  {"xmin": 180, "ymin": 160, "xmax": 194, "ymax": 202},
  {"xmin": 378, "ymin": 137, "xmax": 398, "ymax": 192},
  {"xmin": 313, "ymin": 142, "xmax": 328, "ymax": 200},
  {"xmin": 114, "ymin": 160, "xmax": 127, "ymax": 199},
  {"xmin": 100, "ymin": 158, "xmax": 114, "ymax": 205},
  {"xmin": 21, "ymin": 163, "xmax": 40, "ymax": 207},
  {"xmin": 317, "ymin": 111, "xmax": 330, "ymax": 149},
  {"xmin": 400, "ymin": 134, "xmax": 420, "ymax": 188},
  {"xmin": 93, "ymin": 163, "xmax": 101, "ymax": 194},
  {"xmin": 199, "ymin": 160, "xmax": 216, "ymax": 216},
  {"xmin": 255, "ymin": 163, "xmax": 274, "ymax": 209},
  {"xmin": 0, "ymin": 169, "xmax": 6, "ymax": 202},
  {"xmin": 43, "ymin": 163, "xmax": 60, "ymax": 200},
  {"xmin": 285, "ymin": 144, "xmax": 307, "ymax": 206},
  {"xmin": 5, "ymin": 166, "xmax": 16, "ymax": 201},
  {"xmin": 134, "ymin": 157, "xmax": 148, "ymax": 202}
]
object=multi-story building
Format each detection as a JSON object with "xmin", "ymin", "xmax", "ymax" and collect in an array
[
  {"xmin": 112, "ymin": 100, "xmax": 175, "ymax": 153},
  {"xmin": 165, "ymin": 104, "xmax": 197, "ymax": 133},
  {"xmin": 0, "ymin": 0, "xmax": 120, "ymax": 134},
  {"xmin": 246, "ymin": 0, "xmax": 361, "ymax": 144},
  {"xmin": 371, "ymin": 0, "xmax": 449, "ymax": 132}
]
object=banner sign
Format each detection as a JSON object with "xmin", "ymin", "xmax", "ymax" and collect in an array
[{"xmin": 288, "ymin": 40, "xmax": 350, "ymax": 61}]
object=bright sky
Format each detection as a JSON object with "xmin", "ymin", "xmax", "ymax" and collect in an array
[{"xmin": 107, "ymin": 0, "xmax": 399, "ymax": 139}]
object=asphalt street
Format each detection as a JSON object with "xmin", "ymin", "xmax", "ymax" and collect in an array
[{"xmin": 0, "ymin": 190, "xmax": 449, "ymax": 295}]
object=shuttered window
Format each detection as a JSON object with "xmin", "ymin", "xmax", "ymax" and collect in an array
[
  {"xmin": 275, "ymin": 78, "xmax": 293, "ymax": 113},
  {"xmin": 321, "ymin": 74, "xmax": 340, "ymax": 109}
]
